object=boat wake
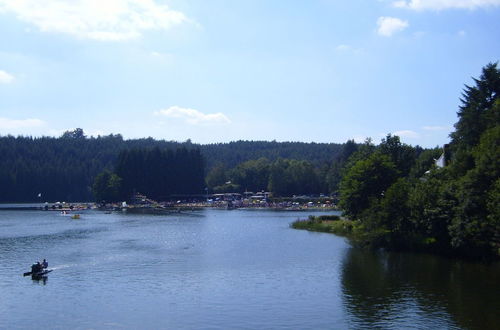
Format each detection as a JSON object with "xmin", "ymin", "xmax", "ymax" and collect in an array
[{"xmin": 49, "ymin": 263, "xmax": 77, "ymax": 270}]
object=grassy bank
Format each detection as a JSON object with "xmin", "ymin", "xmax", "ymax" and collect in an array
[
  {"xmin": 291, "ymin": 215, "xmax": 493, "ymax": 258},
  {"xmin": 291, "ymin": 215, "xmax": 356, "ymax": 236},
  {"xmin": 291, "ymin": 215, "xmax": 391, "ymax": 248}
]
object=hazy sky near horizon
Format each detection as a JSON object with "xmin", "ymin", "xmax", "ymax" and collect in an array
[{"xmin": 0, "ymin": 0, "xmax": 499, "ymax": 147}]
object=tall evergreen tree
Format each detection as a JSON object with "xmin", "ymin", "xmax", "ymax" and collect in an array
[{"xmin": 450, "ymin": 62, "xmax": 500, "ymax": 152}]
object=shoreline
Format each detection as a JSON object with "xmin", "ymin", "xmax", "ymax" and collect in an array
[{"xmin": 0, "ymin": 202, "xmax": 339, "ymax": 212}]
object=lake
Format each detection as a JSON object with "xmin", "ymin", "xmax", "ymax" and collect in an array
[{"xmin": 0, "ymin": 208, "xmax": 498, "ymax": 329}]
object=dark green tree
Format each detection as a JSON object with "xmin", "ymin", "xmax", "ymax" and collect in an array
[
  {"xmin": 339, "ymin": 152, "xmax": 398, "ymax": 220},
  {"xmin": 379, "ymin": 178, "xmax": 412, "ymax": 236},
  {"xmin": 206, "ymin": 163, "xmax": 228, "ymax": 190},
  {"xmin": 379, "ymin": 134, "xmax": 418, "ymax": 177},
  {"xmin": 448, "ymin": 126, "xmax": 500, "ymax": 256},
  {"xmin": 62, "ymin": 128, "xmax": 86, "ymax": 139},
  {"xmin": 267, "ymin": 158, "xmax": 290, "ymax": 196},
  {"xmin": 450, "ymin": 63, "xmax": 500, "ymax": 151},
  {"xmin": 409, "ymin": 147, "xmax": 442, "ymax": 178},
  {"xmin": 228, "ymin": 158, "xmax": 270, "ymax": 192},
  {"xmin": 92, "ymin": 171, "xmax": 124, "ymax": 202}
]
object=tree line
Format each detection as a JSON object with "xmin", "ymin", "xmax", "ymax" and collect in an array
[{"xmin": 0, "ymin": 131, "xmax": 349, "ymax": 202}]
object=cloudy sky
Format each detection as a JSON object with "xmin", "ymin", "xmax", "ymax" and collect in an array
[{"xmin": 0, "ymin": 0, "xmax": 499, "ymax": 146}]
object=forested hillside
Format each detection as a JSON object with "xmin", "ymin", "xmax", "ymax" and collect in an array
[
  {"xmin": 0, "ymin": 131, "xmax": 346, "ymax": 202},
  {"xmin": 201, "ymin": 141, "xmax": 344, "ymax": 169}
]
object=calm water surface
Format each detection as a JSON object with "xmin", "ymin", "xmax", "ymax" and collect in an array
[{"xmin": 0, "ymin": 209, "xmax": 498, "ymax": 329}]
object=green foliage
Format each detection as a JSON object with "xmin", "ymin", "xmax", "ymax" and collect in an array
[
  {"xmin": 202, "ymin": 140, "xmax": 345, "ymax": 169},
  {"xmin": 379, "ymin": 178, "xmax": 412, "ymax": 233},
  {"xmin": 343, "ymin": 138, "xmax": 376, "ymax": 173},
  {"xmin": 334, "ymin": 63, "xmax": 500, "ymax": 259},
  {"xmin": 62, "ymin": 128, "xmax": 86, "ymax": 139},
  {"xmin": 408, "ymin": 170, "xmax": 456, "ymax": 248},
  {"xmin": 267, "ymin": 158, "xmax": 290, "ymax": 195},
  {"xmin": 486, "ymin": 178, "xmax": 500, "ymax": 256},
  {"xmin": 379, "ymin": 134, "xmax": 419, "ymax": 177},
  {"xmin": 340, "ymin": 139, "xmax": 359, "ymax": 162},
  {"xmin": 324, "ymin": 160, "xmax": 343, "ymax": 193},
  {"xmin": 291, "ymin": 216, "xmax": 359, "ymax": 237},
  {"xmin": 319, "ymin": 139, "xmax": 360, "ymax": 194},
  {"xmin": 0, "ymin": 132, "xmax": 125, "ymax": 202},
  {"xmin": 114, "ymin": 147, "xmax": 205, "ymax": 200},
  {"xmin": 315, "ymin": 215, "xmax": 341, "ymax": 221},
  {"xmin": 0, "ymin": 133, "xmax": 355, "ymax": 202},
  {"xmin": 339, "ymin": 152, "xmax": 398, "ymax": 220},
  {"xmin": 450, "ymin": 63, "xmax": 500, "ymax": 150},
  {"xmin": 211, "ymin": 157, "xmax": 324, "ymax": 196},
  {"xmin": 409, "ymin": 147, "xmax": 442, "ymax": 178},
  {"xmin": 228, "ymin": 157, "xmax": 271, "ymax": 192},
  {"xmin": 206, "ymin": 163, "xmax": 227, "ymax": 190},
  {"xmin": 213, "ymin": 183, "xmax": 241, "ymax": 194},
  {"xmin": 448, "ymin": 125, "xmax": 500, "ymax": 256},
  {"xmin": 92, "ymin": 171, "xmax": 124, "ymax": 203},
  {"xmin": 267, "ymin": 159, "xmax": 321, "ymax": 196}
]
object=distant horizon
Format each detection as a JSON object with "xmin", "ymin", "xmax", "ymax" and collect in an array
[{"xmin": 0, "ymin": 129, "xmax": 447, "ymax": 148}]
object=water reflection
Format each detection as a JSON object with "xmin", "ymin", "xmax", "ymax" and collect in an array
[
  {"xmin": 341, "ymin": 248, "xmax": 500, "ymax": 329},
  {"xmin": 31, "ymin": 275, "xmax": 48, "ymax": 285}
]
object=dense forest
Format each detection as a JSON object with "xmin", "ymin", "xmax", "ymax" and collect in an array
[
  {"xmin": 204, "ymin": 139, "xmax": 404, "ymax": 196},
  {"xmin": 337, "ymin": 63, "xmax": 499, "ymax": 259},
  {"xmin": 0, "ymin": 130, "xmax": 349, "ymax": 202},
  {"xmin": 93, "ymin": 147, "xmax": 205, "ymax": 202}
]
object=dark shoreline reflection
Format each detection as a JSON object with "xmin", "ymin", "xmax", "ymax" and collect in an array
[{"xmin": 340, "ymin": 248, "xmax": 500, "ymax": 330}]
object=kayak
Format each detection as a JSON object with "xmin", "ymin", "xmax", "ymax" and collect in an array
[{"xmin": 23, "ymin": 269, "xmax": 53, "ymax": 277}]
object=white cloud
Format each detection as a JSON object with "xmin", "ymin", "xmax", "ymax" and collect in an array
[
  {"xmin": 422, "ymin": 125, "xmax": 451, "ymax": 131},
  {"xmin": 0, "ymin": 70, "xmax": 14, "ymax": 84},
  {"xmin": 377, "ymin": 17, "xmax": 409, "ymax": 37},
  {"xmin": 0, "ymin": 0, "xmax": 189, "ymax": 41},
  {"xmin": 393, "ymin": 0, "xmax": 500, "ymax": 10},
  {"xmin": 150, "ymin": 51, "xmax": 174, "ymax": 62},
  {"xmin": 154, "ymin": 106, "xmax": 231, "ymax": 125},
  {"xmin": 336, "ymin": 44, "xmax": 352, "ymax": 51},
  {"xmin": 0, "ymin": 117, "xmax": 46, "ymax": 129},
  {"xmin": 393, "ymin": 130, "xmax": 420, "ymax": 138},
  {"xmin": 335, "ymin": 44, "xmax": 363, "ymax": 54}
]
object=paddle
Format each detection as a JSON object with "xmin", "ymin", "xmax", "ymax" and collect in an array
[{"xmin": 23, "ymin": 271, "xmax": 32, "ymax": 276}]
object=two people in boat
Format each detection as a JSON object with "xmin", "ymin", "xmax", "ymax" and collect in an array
[{"xmin": 31, "ymin": 259, "xmax": 48, "ymax": 274}]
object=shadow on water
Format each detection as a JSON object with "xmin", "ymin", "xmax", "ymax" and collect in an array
[
  {"xmin": 341, "ymin": 248, "xmax": 500, "ymax": 329},
  {"xmin": 31, "ymin": 275, "xmax": 48, "ymax": 285}
]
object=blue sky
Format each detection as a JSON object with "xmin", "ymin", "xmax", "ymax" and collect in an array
[{"xmin": 0, "ymin": 0, "xmax": 499, "ymax": 147}]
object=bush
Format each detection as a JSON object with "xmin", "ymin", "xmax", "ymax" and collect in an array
[{"xmin": 317, "ymin": 215, "xmax": 340, "ymax": 221}]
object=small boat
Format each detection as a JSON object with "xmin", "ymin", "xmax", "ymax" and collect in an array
[
  {"xmin": 23, "ymin": 269, "xmax": 53, "ymax": 277},
  {"xmin": 71, "ymin": 214, "xmax": 80, "ymax": 219}
]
